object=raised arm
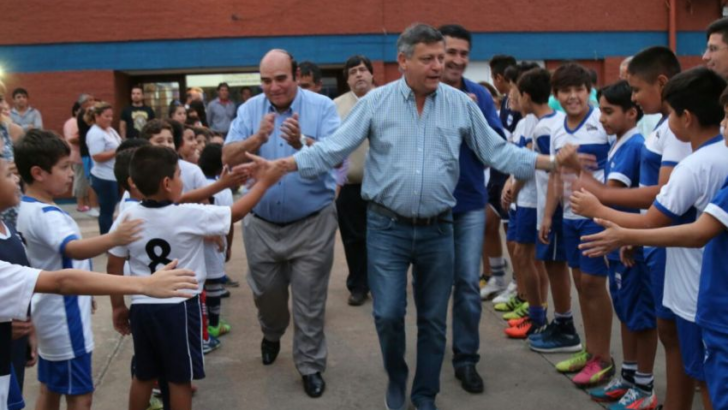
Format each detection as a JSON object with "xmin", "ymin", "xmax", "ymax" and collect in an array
[{"xmin": 222, "ymin": 112, "xmax": 275, "ymax": 166}]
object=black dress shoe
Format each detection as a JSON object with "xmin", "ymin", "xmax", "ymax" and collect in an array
[
  {"xmin": 261, "ymin": 338, "xmax": 280, "ymax": 365},
  {"xmin": 302, "ymin": 372, "xmax": 326, "ymax": 398},
  {"xmin": 455, "ymin": 365, "xmax": 484, "ymax": 393},
  {"xmin": 348, "ymin": 292, "xmax": 367, "ymax": 306},
  {"xmin": 220, "ymin": 289, "xmax": 231, "ymax": 298}
]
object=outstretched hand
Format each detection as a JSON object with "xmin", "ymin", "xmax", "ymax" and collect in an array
[
  {"xmin": 570, "ymin": 188, "xmax": 603, "ymax": 218},
  {"xmin": 143, "ymin": 260, "xmax": 198, "ymax": 299},
  {"xmin": 578, "ymin": 218, "xmax": 625, "ymax": 257},
  {"xmin": 242, "ymin": 152, "xmax": 289, "ymax": 187},
  {"xmin": 112, "ymin": 215, "xmax": 144, "ymax": 246}
]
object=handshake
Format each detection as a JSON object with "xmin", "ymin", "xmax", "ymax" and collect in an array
[{"xmin": 234, "ymin": 153, "xmax": 293, "ymax": 188}]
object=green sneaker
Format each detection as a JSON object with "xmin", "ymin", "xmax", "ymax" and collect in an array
[
  {"xmin": 494, "ymin": 296, "xmax": 524, "ymax": 312},
  {"xmin": 146, "ymin": 396, "xmax": 163, "ymax": 410},
  {"xmin": 555, "ymin": 348, "xmax": 592, "ymax": 373},
  {"xmin": 502, "ymin": 302, "xmax": 530, "ymax": 321},
  {"xmin": 208, "ymin": 322, "xmax": 231, "ymax": 338}
]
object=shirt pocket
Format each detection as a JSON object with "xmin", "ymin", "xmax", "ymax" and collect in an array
[{"xmin": 432, "ymin": 125, "xmax": 460, "ymax": 173}]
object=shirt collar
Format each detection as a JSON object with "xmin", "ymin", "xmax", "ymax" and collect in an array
[
  {"xmin": 265, "ymin": 87, "xmax": 302, "ymax": 115},
  {"xmin": 696, "ymin": 134, "xmax": 724, "ymax": 151},
  {"xmin": 140, "ymin": 199, "xmax": 174, "ymax": 208},
  {"xmin": 397, "ymin": 77, "xmax": 439, "ymax": 101}
]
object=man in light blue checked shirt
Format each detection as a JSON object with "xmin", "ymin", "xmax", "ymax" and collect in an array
[{"xmin": 247, "ymin": 25, "xmax": 577, "ymax": 410}]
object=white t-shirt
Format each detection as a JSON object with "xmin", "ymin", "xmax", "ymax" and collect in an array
[
  {"xmin": 109, "ymin": 202, "xmax": 232, "ymax": 304},
  {"xmin": 551, "ymin": 107, "xmax": 610, "ymax": 220},
  {"xmin": 179, "ymin": 160, "xmax": 208, "ymax": 194},
  {"xmin": 654, "ymin": 136, "xmax": 728, "ymax": 322},
  {"xmin": 513, "ymin": 114, "xmax": 539, "ymax": 208},
  {"xmin": 87, "ymin": 124, "xmax": 121, "ymax": 181},
  {"xmin": 0, "ymin": 261, "xmax": 40, "ymax": 322},
  {"xmin": 17, "ymin": 197, "xmax": 94, "ymax": 361},
  {"xmin": 118, "ymin": 191, "xmax": 140, "ymax": 215},
  {"xmin": 533, "ymin": 111, "xmax": 566, "ymax": 225},
  {"xmin": 203, "ymin": 179, "xmax": 234, "ymax": 280}
]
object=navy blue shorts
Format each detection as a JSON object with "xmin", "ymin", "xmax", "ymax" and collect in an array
[
  {"xmin": 514, "ymin": 207, "xmax": 537, "ymax": 245},
  {"xmin": 608, "ymin": 259, "xmax": 656, "ymax": 332},
  {"xmin": 37, "ymin": 352, "xmax": 93, "ymax": 395},
  {"xmin": 487, "ymin": 170, "xmax": 510, "ymax": 221},
  {"xmin": 8, "ymin": 367, "xmax": 24, "ymax": 410},
  {"xmin": 130, "ymin": 296, "xmax": 204, "ymax": 383},
  {"xmin": 536, "ymin": 209, "xmax": 566, "ymax": 262},
  {"xmin": 702, "ymin": 326, "xmax": 728, "ymax": 409},
  {"xmin": 505, "ymin": 207, "xmax": 518, "ymax": 242},
  {"xmin": 562, "ymin": 218, "xmax": 608, "ymax": 276},
  {"xmin": 675, "ymin": 317, "xmax": 705, "ymax": 381},
  {"xmin": 644, "ymin": 247, "xmax": 675, "ymax": 320}
]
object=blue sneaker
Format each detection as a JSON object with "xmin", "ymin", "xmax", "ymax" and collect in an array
[
  {"xmin": 608, "ymin": 386, "xmax": 658, "ymax": 409},
  {"xmin": 203, "ymin": 335, "xmax": 221, "ymax": 354},
  {"xmin": 529, "ymin": 319, "xmax": 582, "ymax": 353},
  {"xmin": 588, "ymin": 377, "xmax": 632, "ymax": 402},
  {"xmin": 527, "ymin": 320, "xmax": 556, "ymax": 343}
]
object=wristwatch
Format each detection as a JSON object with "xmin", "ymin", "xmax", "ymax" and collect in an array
[
  {"xmin": 549, "ymin": 154, "xmax": 557, "ymax": 171},
  {"xmin": 299, "ymin": 134, "xmax": 307, "ymax": 149}
]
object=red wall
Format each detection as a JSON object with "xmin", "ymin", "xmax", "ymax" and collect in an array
[{"xmin": 0, "ymin": 0, "xmax": 719, "ymax": 46}]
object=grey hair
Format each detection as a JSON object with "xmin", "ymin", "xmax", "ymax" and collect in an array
[{"xmin": 396, "ymin": 23, "xmax": 444, "ymax": 58}]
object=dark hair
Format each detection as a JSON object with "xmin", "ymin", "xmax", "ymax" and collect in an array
[
  {"xmin": 489, "ymin": 55, "xmax": 517, "ymax": 77},
  {"xmin": 165, "ymin": 119, "xmax": 184, "ymax": 150},
  {"xmin": 241, "ymin": 86, "xmax": 252, "ymax": 93},
  {"xmin": 198, "ymin": 143, "xmax": 224, "ymax": 178},
  {"xmin": 217, "ymin": 82, "xmax": 230, "ymax": 91},
  {"xmin": 517, "ymin": 68, "xmax": 552, "ymax": 104},
  {"xmin": 12, "ymin": 88, "xmax": 28, "ymax": 98},
  {"xmin": 720, "ymin": 86, "xmax": 728, "ymax": 106},
  {"xmin": 299, "ymin": 61, "xmax": 322, "ymax": 84},
  {"xmin": 707, "ymin": 17, "xmax": 728, "ymax": 46},
  {"xmin": 114, "ymin": 139, "xmax": 150, "ymax": 192},
  {"xmin": 438, "ymin": 24, "xmax": 472, "ymax": 49},
  {"xmin": 343, "ymin": 55, "xmax": 373, "ymax": 78},
  {"xmin": 663, "ymin": 67, "xmax": 726, "ymax": 127},
  {"xmin": 140, "ymin": 119, "xmax": 173, "ymax": 141},
  {"xmin": 71, "ymin": 101, "xmax": 81, "ymax": 117},
  {"xmin": 130, "ymin": 145, "xmax": 179, "ymax": 197},
  {"xmin": 479, "ymin": 81, "xmax": 499, "ymax": 97},
  {"xmin": 397, "ymin": 23, "xmax": 444, "ymax": 58},
  {"xmin": 194, "ymin": 127, "xmax": 213, "ymax": 141},
  {"xmin": 589, "ymin": 69, "xmax": 598, "ymax": 86},
  {"xmin": 504, "ymin": 62, "xmax": 540, "ymax": 84},
  {"xmin": 598, "ymin": 80, "xmax": 644, "ymax": 121},
  {"xmin": 188, "ymin": 100, "xmax": 207, "ymax": 127},
  {"xmin": 167, "ymin": 102, "xmax": 185, "ymax": 118},
  {"xmin": 551, "ymin": 63, "xmax": 592, "ymax": 93},
  {"xmin": 627, "ymin": 46, "xmax": 681, "ymax": 83},
  {"xmin": 14, "ymin": 130, "xmax": 71, "ymax": 184},
  {"xmin": 131, "ymin": 84, "xmax": 144, "ymax": 93}
]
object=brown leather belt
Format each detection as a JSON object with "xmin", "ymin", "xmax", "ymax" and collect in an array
[{"xmin": 368, "ymin": 202, "xmax": 451, "ymax": 226}]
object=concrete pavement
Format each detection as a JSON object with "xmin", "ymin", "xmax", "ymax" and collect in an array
[{"xmin": 20, "ymin": 206, "xmax": 704, "ymax": 410}]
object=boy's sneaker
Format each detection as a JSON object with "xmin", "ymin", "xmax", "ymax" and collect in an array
[
  {"xmin": 572, "ymin": 357, "xmax": 615, "ymax": 388},
  {"xmin": 529, "ymin": 320, "xmax": 582, "ymax": 353},
  {"xmin": 203, "ymin": 335, "xmax": 222, "ymax": 354},
  {"xmin": 608, "ymin": 386, "xmax": 657, "ymax": 410},
  {"xmin": 504, "ymin": 318, "xmax": 532, "ymax": 339},
  {"xmin": 555, "ymin": 349, "xmax": 591, "ymax": 373},
  {"xmin": 87, "ymin": 208, "xmax": 100, "ymax": 217},
  {"xmin": 208, "ymin": 322, "xmax": 231, "ymax": 338},
  {"xmin": 480, "ymin": 276, "xmax": 507, "ymax": 300},
  {"xmin": 146, "ymin": 396, "xmax": 163, "ymax": 410},
  {"xmin": 588, "ymin": 378, "xmax": 633, "ymax": 402},
  {"xmin": 492, "ymin": 281, "xmax": 517, "ymax": 305},
  {"xmin": 508, "ymin": 317, "xmax": 529, "ymax": 327},
  {"xmin": 502, "ymin": 302, "xmax": 530, "ymax": 320}
]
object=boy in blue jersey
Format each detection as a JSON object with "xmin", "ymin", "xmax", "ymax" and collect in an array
[
  {"xmin": 572, "ymin": 46, "xmax": 694, "ymax": 410},
  {"xmin": 544, "ymin": 63, "xmax": 615, "ymax": 387},
  {"xmin": 14, "ymin": 130, "xmax": 143, "ymax": 410},
  {"xmin": 576, "ymin": 67, "xmax": 728, "ymax": 410},
  {"xmin": 515, "ymin": 68, "xmax": 581, "ymax": 354},
  {"xmin": 570, "ymin": 81, "xmax": 658, "ymax": 408}
]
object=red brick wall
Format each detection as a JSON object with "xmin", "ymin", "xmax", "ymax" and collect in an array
[
  {"xmin": 0, "ymin": 0, "xmax": 719, "ymax": 46},
  {"xmin": 1, "ymin": 71, "xmax": 119, "ymax": 135}
]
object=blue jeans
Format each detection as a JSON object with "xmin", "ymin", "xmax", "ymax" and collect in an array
[
  {"xmin": 90, "ymin": 175, "xmax": 119, "ymax": 234},
  {"xmin": 367, "ymin": 208, "xmax": 454, "ymax": 407},
  {"xmin": 452, "ymin": 209, "xmax": 485, "ymax": 368}
]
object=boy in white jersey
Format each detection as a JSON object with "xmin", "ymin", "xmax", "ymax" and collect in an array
[
  {"xmin": 572, "ymin": 46, "xmax": 694, "ymax": 409},
  {"xmin": 198, "ymin": 143, "xmax": 235, "ymax": 339},
  {"xmin": 107, "ymin": 145, "xmax": 284, "ymax": 410},
  {"xmin": 115, "ymin": 139, "xmax": 149, "ymax": 216},
  {"xmin": 514, "ymin": 68, "xmax": 581, "ymax": 354},
  {"xmin": 13, "ymin": 130, "xmax": 143, "ymax": 410},
  {"xmin": 576, "ymin": 67, "xmax": 727, "ymax": 410},
  {"xmin": 544, "ymin": 63, "xmax": 615, "ymax": 387},
  {"xmin": 499, "ymin": 68, "xmax": 549, "ymax": 339}
]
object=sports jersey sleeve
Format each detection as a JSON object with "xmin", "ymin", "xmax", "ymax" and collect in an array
[
  {"xmin": 654, "ymin": 163, "xmax": 701, "ymax": 222},
  {"xmin": 86, "ymin": 127, "xmax": 107, "ymax": 157},
  {"xmin": 35, "ymin": 209, "xmax": 81, "ymax": 258},
  {"xmin": 180, "ymin": 204, "xmax": 232, "ymax": 237},
  {"xmin": 660, "ymin": 132, "xmax": 692, "ymax": 167},
  {"xmin": 0, "ymin": 261, "xmax": 41, "ymax": 321},
  {"xmin": 534, "ymin": 126, "xmax": 550, "ymax": 155},
  {"xmin": 190, "ymin": 165, "xmax": 208, "ymax": 190},
  {"xmin": 704, "ymin": 183, "xmax": 728, "ymax": 229},
  {"xmin": 107, "ymin": 215, "xmax": 128, "ymax": 259},
  {"xmin": 608, "ymin": 141, "xmax": 642, "ymax": 187}
]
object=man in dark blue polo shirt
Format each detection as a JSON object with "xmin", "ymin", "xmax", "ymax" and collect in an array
[{"xmin": 439, "ymin": 24, "xmax": 506, "ymax": 394}]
